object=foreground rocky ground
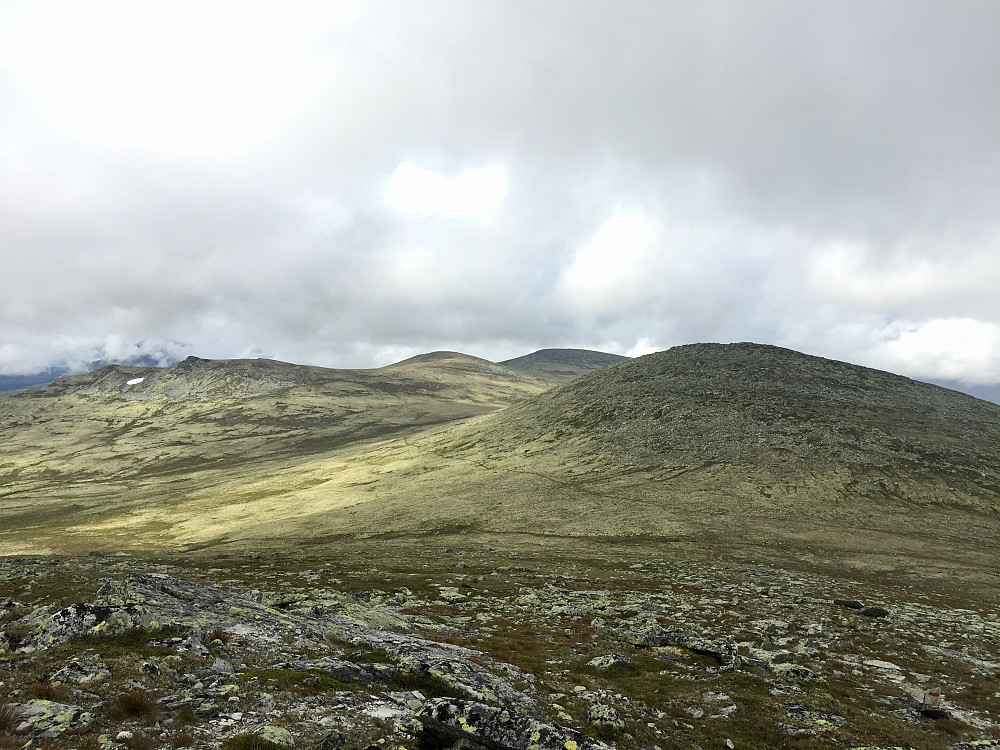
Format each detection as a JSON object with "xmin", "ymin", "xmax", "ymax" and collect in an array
[{"xmin": 0, "ymin": 536, "xmax": 997, "ymax": 750}]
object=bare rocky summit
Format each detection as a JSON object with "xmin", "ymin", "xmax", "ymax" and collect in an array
[
  {"xmin": 500, "ymin": 349, "xmax": 630, "ymax": 385},
  {"xmin": 478, "ymin": 342, "xmax": 1000, "ymax": 510}
]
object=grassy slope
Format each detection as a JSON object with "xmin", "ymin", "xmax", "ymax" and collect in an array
[
  {"xmin": 0, "ymin": 352, "xmax": 549, "ymax": 554},
  {"xmin": 1, "ymin": 344, "xmax": 998, "ymax": 593}
]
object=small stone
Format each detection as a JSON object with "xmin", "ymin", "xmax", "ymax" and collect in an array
[
  {"xmin": 833, "ymin": 599, "xmax": 864, "ymax": 609},
  {"xmin": 702, "ymin": 692, "xmax": 731, "ymax": 702},
  {"xmin": 211, "ymin": 658, "xmax": 234, "ymax": 674},
  {"xmin": 860, "ymin": 607, "xmax": 890, "ymax": 618},
  {"xmin": 117, "ymin": 730, "xmax": 134, "ymax": 741}
]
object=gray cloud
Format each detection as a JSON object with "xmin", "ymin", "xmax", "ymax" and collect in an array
[{"xmin": 1, "ymin": 1, "xmax": 999, "ymax": 390}]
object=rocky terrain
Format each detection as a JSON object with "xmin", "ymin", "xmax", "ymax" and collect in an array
[
  {"xmin": 1, "ymin": 538, "xmax": 998, "ymax": 750},
  {"xmin": 1, "ymin": 343, "xmax": 998, "ymax": 749}
]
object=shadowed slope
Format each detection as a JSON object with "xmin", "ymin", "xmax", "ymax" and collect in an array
[{"xmin": 500, "ymin": 348, "xmax": 630, "ymax": 384}]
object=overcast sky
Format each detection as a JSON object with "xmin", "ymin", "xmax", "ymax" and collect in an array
[{"xmin": 1, "ymin": 1, "xmax": 999, "ymax": 391}]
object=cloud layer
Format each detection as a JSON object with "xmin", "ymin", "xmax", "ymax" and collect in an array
[{"xmin": 1, "ymin": 1, "xmax": 999, "ymax": 390}]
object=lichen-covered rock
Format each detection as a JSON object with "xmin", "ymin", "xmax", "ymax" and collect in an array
[
  {"xmin": 417, "ymin": 698, "xmax": 612, "ymax": 750},
  {"xmin": 771, "ymin": 663, "xmax": 822, "ymax": 683},
  {"xmin": 19, "ymin": 603, "xmax": 154, "ymax": 651},
  {"xmin": 50, "ymin": 660, "xmax": 111, "ymax": 684},
  {"xmin": 330, "ymin": 625, "xmax": 539, "ymax": 714},
  {"xmin": 15, "ymin": 698, "xmax": 96, "ymax": 737},
  {"xmin": 587, "ymin": 703, "xmax": 625, "ymax": 729},
  {"xmin": 746, "ymin": 646, "xmax": 796, "ymax": 668},
  {"xmin": 784, "ymin": 702, "xmax": 846, "ymax": 731},
  {"xmin": 595, "ymin": 619, "xmax": 739, "ymax": 667},
  {"xmin": 586, "ymin": 654, "xmax": 631, "ymax": 670},
  {"xmin": 253, "ymin": 725, "xmax": 296, "ymax": 747}
]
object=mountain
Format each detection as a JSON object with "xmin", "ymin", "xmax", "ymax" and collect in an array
[
  {"xmin": 500, "ymin": 348, "xmax": 630, "ymax": 384},
  {"xmin": 0, "ymin": 349, "xmax": 187, "ymax": 392},
  {"xmin": 4, "ymin": 344, "xmax": 997, "ymax": 750},
  {"xmin": 259, "ymin": 343, "xmax": 1000, "ymax": 579},
  {"xmin": 0, "ymin": 352, "xmax": 548, "ymax": 555},
  {"xmin": 2, "ymin": 343, "xmax": 998, "ymax": 583},
  {"xmin": 0, "ymin": 366, "xmax": 72, "ymax": 392}
]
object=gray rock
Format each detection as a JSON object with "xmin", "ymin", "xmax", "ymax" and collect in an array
[
  {"xmin": 587, "ymin": 703, "xmax": 626, "ymax": 729},
  {"xmin": 50, "ymin": 660, "xmax": 111, "ymax": 685},
  {"xmin": 860, "ymin": 607, "xmax": 890, "ymax": 618},
  {"xmin": 14, "ymin": 699, "xmax": 97, "ymax": 738},
  {"xmin": 834, "ymin": 599, "xmax": 864, "ymax": 609},
  {"xmin": 417, "ymin": 698, "xmax": 613, "ymax": 750},
  {"xmin": 586, "ymin": 653, "xmax": 631, "ymax": 670}
]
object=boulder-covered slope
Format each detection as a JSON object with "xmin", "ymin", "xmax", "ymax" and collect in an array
[{"xmin": 480, "ymin": 342, "xmax": 1000, "ymax": 507}]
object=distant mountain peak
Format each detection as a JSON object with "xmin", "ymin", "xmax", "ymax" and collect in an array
[{"xmin": 500, "ymin": 348, "xmax": 629, "ymax": 385}]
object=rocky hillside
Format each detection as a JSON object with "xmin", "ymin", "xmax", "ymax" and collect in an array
[
  {"xmin": 500, "ymin": 348, "xmax": 630, "ymax": 384},
  {"xmin": 477, "ymin": 342, "xmax": 1000, "ymax": 510}
]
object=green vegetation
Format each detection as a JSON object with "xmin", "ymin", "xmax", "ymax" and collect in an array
[{"xmin": 220, "ymin": 735, "xmax": 288, "ymax": 750}]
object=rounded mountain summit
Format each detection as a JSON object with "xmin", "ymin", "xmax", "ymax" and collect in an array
[{"xmin": 318, "ymin": 343, "xmax": 999, "ymax": 576}]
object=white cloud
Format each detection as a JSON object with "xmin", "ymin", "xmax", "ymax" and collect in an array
[
  {"xmin": 0, "ymin": 1, "xmax": 352, "ymax": 154},
  {"xmin": 807, "ymin": 237, "xmax": 1000, "ymax": 315},
  {"xmin": 626, "ymin": 337, "xmax": 659, "ymax": 358},
  {"xmin": 384, "ymin": 163, "xmax": 508, "ymax": 219},
  {"xmin": 557, "ymin": 211, "xmax": 658, "ymax": 315},
  {"xmin": 880, "ymin": 318, "xmax": 1000, "ymax": 384}
]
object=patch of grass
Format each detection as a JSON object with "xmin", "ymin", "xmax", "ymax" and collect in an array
[
  {"xmin": 0, "ymin": 700, "xmax": 18, "ymax": 732},
  {"xmin": 239, "ymin": 668, "xmax": 352, "ymax": 695},
  {"xmin": 206, "ymin": 626, "xmax": 230, "ymax": 645},
  {"xmin": 76, "ymin": 627, "xmax": 179, "ymax": 657},
  {"xmin": 220, "ymin": 734, "xmax": 288, "ymax": 750},
  {"xmin": 106, "ymin": 688, "xmax": 161, "ymax": 724},
  {"xmin": 27, "ymin": 681, "xmax": 73, "ymax": 701},
  {"xmin": 173, "ymin": 704, "xmax": 198, "ymax": 728},
  {"xmin": 120, "ymin": 732, "xmax": 158, "ymax": 750},
  {"xmin": 934, "ymin": 718, "xmax": 973, "ymax": 737},
  {"xmin": 171, "ymin": 731, "xmax": 196, "ymax": 748}
]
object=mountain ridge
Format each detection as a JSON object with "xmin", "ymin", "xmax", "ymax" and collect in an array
[{"xmin": 1, "ymin": 342, "xmax": 998, "ymax": 581}]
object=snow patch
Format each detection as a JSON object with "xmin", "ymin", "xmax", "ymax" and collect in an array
[{"xmin": 126, "ymin": 377, "xmax": 145, "ymax": 386}]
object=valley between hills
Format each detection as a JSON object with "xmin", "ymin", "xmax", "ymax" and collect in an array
[{"xmin": 1, "ymin": 344, "xmax": 998, "ymax": 750}]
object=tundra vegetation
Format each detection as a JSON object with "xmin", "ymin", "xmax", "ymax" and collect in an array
[{"xmin": 0, "ymin": 344, "xmax": 997, "ymax": 749}]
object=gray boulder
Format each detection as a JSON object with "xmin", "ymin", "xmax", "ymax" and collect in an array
[{"xmin": 417, "ymin": 698, "xmax": 613, "ymax": 750}]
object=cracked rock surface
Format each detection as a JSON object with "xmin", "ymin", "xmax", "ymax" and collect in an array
[{"xmin": 1, "ymin": 538, "xmax": 998, "ymax": 750}]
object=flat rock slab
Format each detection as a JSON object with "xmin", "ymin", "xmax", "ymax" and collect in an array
[
  {"xmin": 16, "ymin": 698, "xmax": 96, "ymax": 738},
  {"xmin": 417, "ymin": 698, "xmax": 613, "ymax": 750}
]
